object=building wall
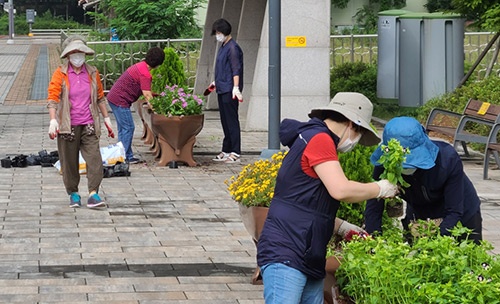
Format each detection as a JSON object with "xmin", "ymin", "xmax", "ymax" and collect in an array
[{"xmin": 331, "ymin": 0, "xmax": 427, "ymax": 32}]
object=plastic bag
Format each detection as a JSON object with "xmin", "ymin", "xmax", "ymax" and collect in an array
[
  {"xmin": 54, "ymin": 142, "xmax": 126, "ymax": 174},
  {"xmin": 100, "ymin": 142, "xmax": 126, "ymax": 166}
]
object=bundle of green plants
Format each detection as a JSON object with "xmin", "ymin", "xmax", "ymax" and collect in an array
[{"xmin": 336, "ymin": 223, "xmax": 500, "ymax": 303}]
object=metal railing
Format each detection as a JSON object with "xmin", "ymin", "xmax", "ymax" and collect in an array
[{"xmin": 57, "ymin": 30, "xmax": 499, "ymax": 91}]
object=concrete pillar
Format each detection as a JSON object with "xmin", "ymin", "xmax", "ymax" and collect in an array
[
  {"xmin": 237, "ymin": 0, "xmax": 267, "ymax": 116},
  {"xmin": 194, "ymin": 0, "xmax": 224, "ymax": 109},
  {"xmin": 246, "ymin": 0, "xmax": 331, "ymax": 130},
  {"xmin": 196, "ymin": 0, "xmax": 332, "ymax": 131}
]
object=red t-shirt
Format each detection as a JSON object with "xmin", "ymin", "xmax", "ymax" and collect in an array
[
  {"xmin": 107, "ymin": 61, "xmax": 152, "ymax": 107},
  {"xmin": 301, "ymin": 133, "xmax": 339, "ymax": 178}
]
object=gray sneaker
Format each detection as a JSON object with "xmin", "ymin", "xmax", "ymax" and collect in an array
[
  {"xmin": 69, "ymin": 192, "xmax": 81, "ymax": 208},
  {"xmin": 87, "ymin": 193, "xmax": 106, "ymax": 208}
]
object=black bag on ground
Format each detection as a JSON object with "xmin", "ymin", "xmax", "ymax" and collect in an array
[
  {"xmin": 1, "ymin": 157, "xmax": 12, "ymax": 168},
  {"xmin": 11, "ymin": 155, "xmax": 28, "ymax": 167},
  {"xmin": 103, "ymin": 162, "xmax": 130, "ymax": 178}
]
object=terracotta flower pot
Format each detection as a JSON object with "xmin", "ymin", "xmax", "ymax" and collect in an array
[
  {"xmin": 238, "ymin": 204, "xmax": 269, "ymax": 285},
  {"xmin": 150, "ymin": 113, "xmax": 204, "ymax": 167}
]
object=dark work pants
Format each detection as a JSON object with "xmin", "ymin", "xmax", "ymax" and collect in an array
[
  {"xmin": 217, "ymin": 92, "xmax": 241, "ymax": 155},
  {"xmin": 57, "ymin": 125, "xmax": 103, "ymax": 195}
]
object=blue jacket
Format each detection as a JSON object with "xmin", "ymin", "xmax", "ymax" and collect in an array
[
  {"xmin": 257, "ymin": 118, "xmax": 340, "ymax": 280},
  {"xmin": 365, "ymin": 140, "xmax": 481, "ymax": 236},
  {"xmin": 214, "ymin": 39, "xmax": 243, "ymax": 94}
]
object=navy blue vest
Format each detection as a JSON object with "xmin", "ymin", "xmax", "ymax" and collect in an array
[{"xmin": 257, "ymin": 118, "xmax": 339, "ymax": 279}]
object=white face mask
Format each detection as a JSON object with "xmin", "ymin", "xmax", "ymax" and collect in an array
[
  {"xmin": 337, "ymin": 126, "xmax": 362, "ymax": 153},
  {"xmin": 216, "ymin": 33, "xmax": 226, "ymax": 43},
  {"xmin": 69, "ymin": 52, "xmax": 86, "ymax": 68},
  {"xmin": 402, "ymin": 168, "xmax": 417, "ymax": 175}
]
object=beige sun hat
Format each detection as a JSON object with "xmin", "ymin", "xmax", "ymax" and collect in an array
[
  {"xmin": 60, "ymin": 35, "xmax": 95, "ymax": 58},
  {"xmin": 308, "ymin": 92, "xmax": 381, "ymax": 146}
]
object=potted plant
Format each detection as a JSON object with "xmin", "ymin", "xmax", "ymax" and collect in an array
[
  {"xmin": 225, "ymin": 151, "xmax": 286, "ymax": 284},
  {"xmin": 147, "ymin": 85, "xmax": 205, "ymax": 167},
  {"xmin": 141, "ymin": 47, "xmax": 205, "ymax": 167}
]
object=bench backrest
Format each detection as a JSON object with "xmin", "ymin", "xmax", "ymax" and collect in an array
[{"xmin": 463, "ymin": 99, "xmax": 500, "ymax": 123}]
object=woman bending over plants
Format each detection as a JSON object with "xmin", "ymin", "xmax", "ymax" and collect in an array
[{"xmin": 365, "ymin": 116, "xmax": 483, "ymax": 244}]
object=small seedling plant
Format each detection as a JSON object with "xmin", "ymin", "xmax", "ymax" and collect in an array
[{"xmin": 377, "ymin": 138, "xmax": 410, "ymax": 207}]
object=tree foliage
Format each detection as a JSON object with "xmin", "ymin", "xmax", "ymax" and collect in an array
[
  {"xmin": 353, "ymin": 0, "xmax": 406, "ymax": 33},
  {"xmin": 450, "ymin": 0, "xmax": 500, "ymax": 31},
  {"xmin": 92, "ymin": 0, "xmax": 205, "ymax": 40},
  {"xmin": 424, "ymin": 0, "xmax": 454, "ymax": 13}
]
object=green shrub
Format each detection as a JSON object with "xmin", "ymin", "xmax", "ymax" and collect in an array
[
  {"xmin": 151, "ymin": 47, "xmax": 186, "ymax": 93},
  {"xmin": 337, "ymin": 145, "xmax": 376, "ymax": 227},
  {"xmin": 416, "ymin": 75, "xmax": 500, "ymax": 122},
  {"xmin": 330, "ymin": 62, "xmax": 377, "ymax": 103}
]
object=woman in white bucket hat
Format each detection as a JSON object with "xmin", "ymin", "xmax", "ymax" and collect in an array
[
  {"xmin": 47, "ymin": 35, "xmax": 115, "ymax": 209},
  {"xmin": 257, "ymin": 92, "xmax": 398, "ymax": 303}
]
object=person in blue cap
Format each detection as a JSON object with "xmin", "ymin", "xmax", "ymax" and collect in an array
[
  {"xmin": 364, "ymin": 116, "xmax": 482, "ymax": 244},
  {"xmin": 257, "ymin": 92, "xmax": 399, "ymax": 304}
]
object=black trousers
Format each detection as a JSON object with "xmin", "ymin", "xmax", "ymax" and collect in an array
[{"xmin": 217, "ymin": 92, "xmax": 241, "ymax": 155}]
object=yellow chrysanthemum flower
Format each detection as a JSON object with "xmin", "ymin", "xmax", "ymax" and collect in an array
[{"xmin": 225, "ymin": 151, "xmax": 287, "ymax": 207}]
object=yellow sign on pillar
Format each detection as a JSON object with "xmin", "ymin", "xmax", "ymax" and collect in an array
[{"xmin": 285, "ymin": 36, "xmax": 307, "ymax": 48}]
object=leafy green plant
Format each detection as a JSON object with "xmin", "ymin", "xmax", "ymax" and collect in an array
[
  {"xmin": 336, "ymin": 224, "xmax": 500, "ymax": 303},
  {"xmin": 337, "ymin": 144, "xmax": 377, "ymax": 227},
  {"xmin": 151, "ymin": 47, "xmax": 186, "ymax": 94},
  {"xmin": 377, "ymin": 138, "xmax": 410, "ymax": 207}
]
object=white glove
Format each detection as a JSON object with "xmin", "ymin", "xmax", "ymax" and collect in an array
[
  {"xmin": 103, "ymin": 117, "xmax": 115, "ymax": 138},
  {"xmin": 232, "ymin": 86, "xmax": 243, "ymax": 102},
  {"xmin": 48, "ymin": 119, "xmax": 59, "ymax": 140},
  {"xmin": 375, "ymin": 180, "xmax": 398, "ymax": 198},
  {"xmin": 337, "ymin": 220, "xmax": 367, "ymax": 238}
]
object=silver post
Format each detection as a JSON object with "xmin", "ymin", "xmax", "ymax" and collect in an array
[{"xmin": 7, "ymin": 0, "xmax": 14, "ymax": 44}]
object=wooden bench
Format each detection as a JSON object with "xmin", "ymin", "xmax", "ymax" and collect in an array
[
  {"xmin": 483, "ymin": 123, "xmax": 500, "ymax": 179},
  {"xmin": 425, "ymin": 99, "xmax": 500, "ymax": 157}
]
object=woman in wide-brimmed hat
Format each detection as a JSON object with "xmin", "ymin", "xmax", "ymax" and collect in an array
[
  {"xmin": 365, "ymin": 116, "xmax": 482, "ymax": 243},
  {"xmin": 47, "ymin": 35, "xmax": 115, "ymax": 208},
  {"xmin": 256, "ymin": 92, "xmax": 399, "ymax": 304}
]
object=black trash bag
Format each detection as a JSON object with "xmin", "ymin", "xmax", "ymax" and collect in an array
[
  {"xmin": 1, "ymin": 157, "xmax": 12, "ymax": 168},
  {"xmin": 103, "ymin": 161, "xmax": 130, "ymax": 178},
  {"xmin": 26, "ymin": 154, "xmax": 41, "ymax": 166},
  {"xmin": 11, "ymin": 155, "xmax": 28, "ymax": 168},
  {"xmin": 113, "ymin": 162, "xmax": 131, "ymax": 176},
  {"xmin": 39, "ymin": 150, "xmax": 58, "ymax": 166}
]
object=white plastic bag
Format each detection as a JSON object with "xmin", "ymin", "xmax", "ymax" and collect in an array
[
  {"xmin": 54, "ymin": 142, "xmax": 126, "ymax": 174},
  {"xmin": 100, "ymin": 141, "xmax": 126, "ymax": 166},
  {"xmin": 54, "ymin": 153, "xmax": 87, "ymax": 174}
]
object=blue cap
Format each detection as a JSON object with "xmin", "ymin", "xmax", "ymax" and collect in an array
[{"xmin": 370, "ymin": 116, "xmax": 439, "ymax": 169}]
